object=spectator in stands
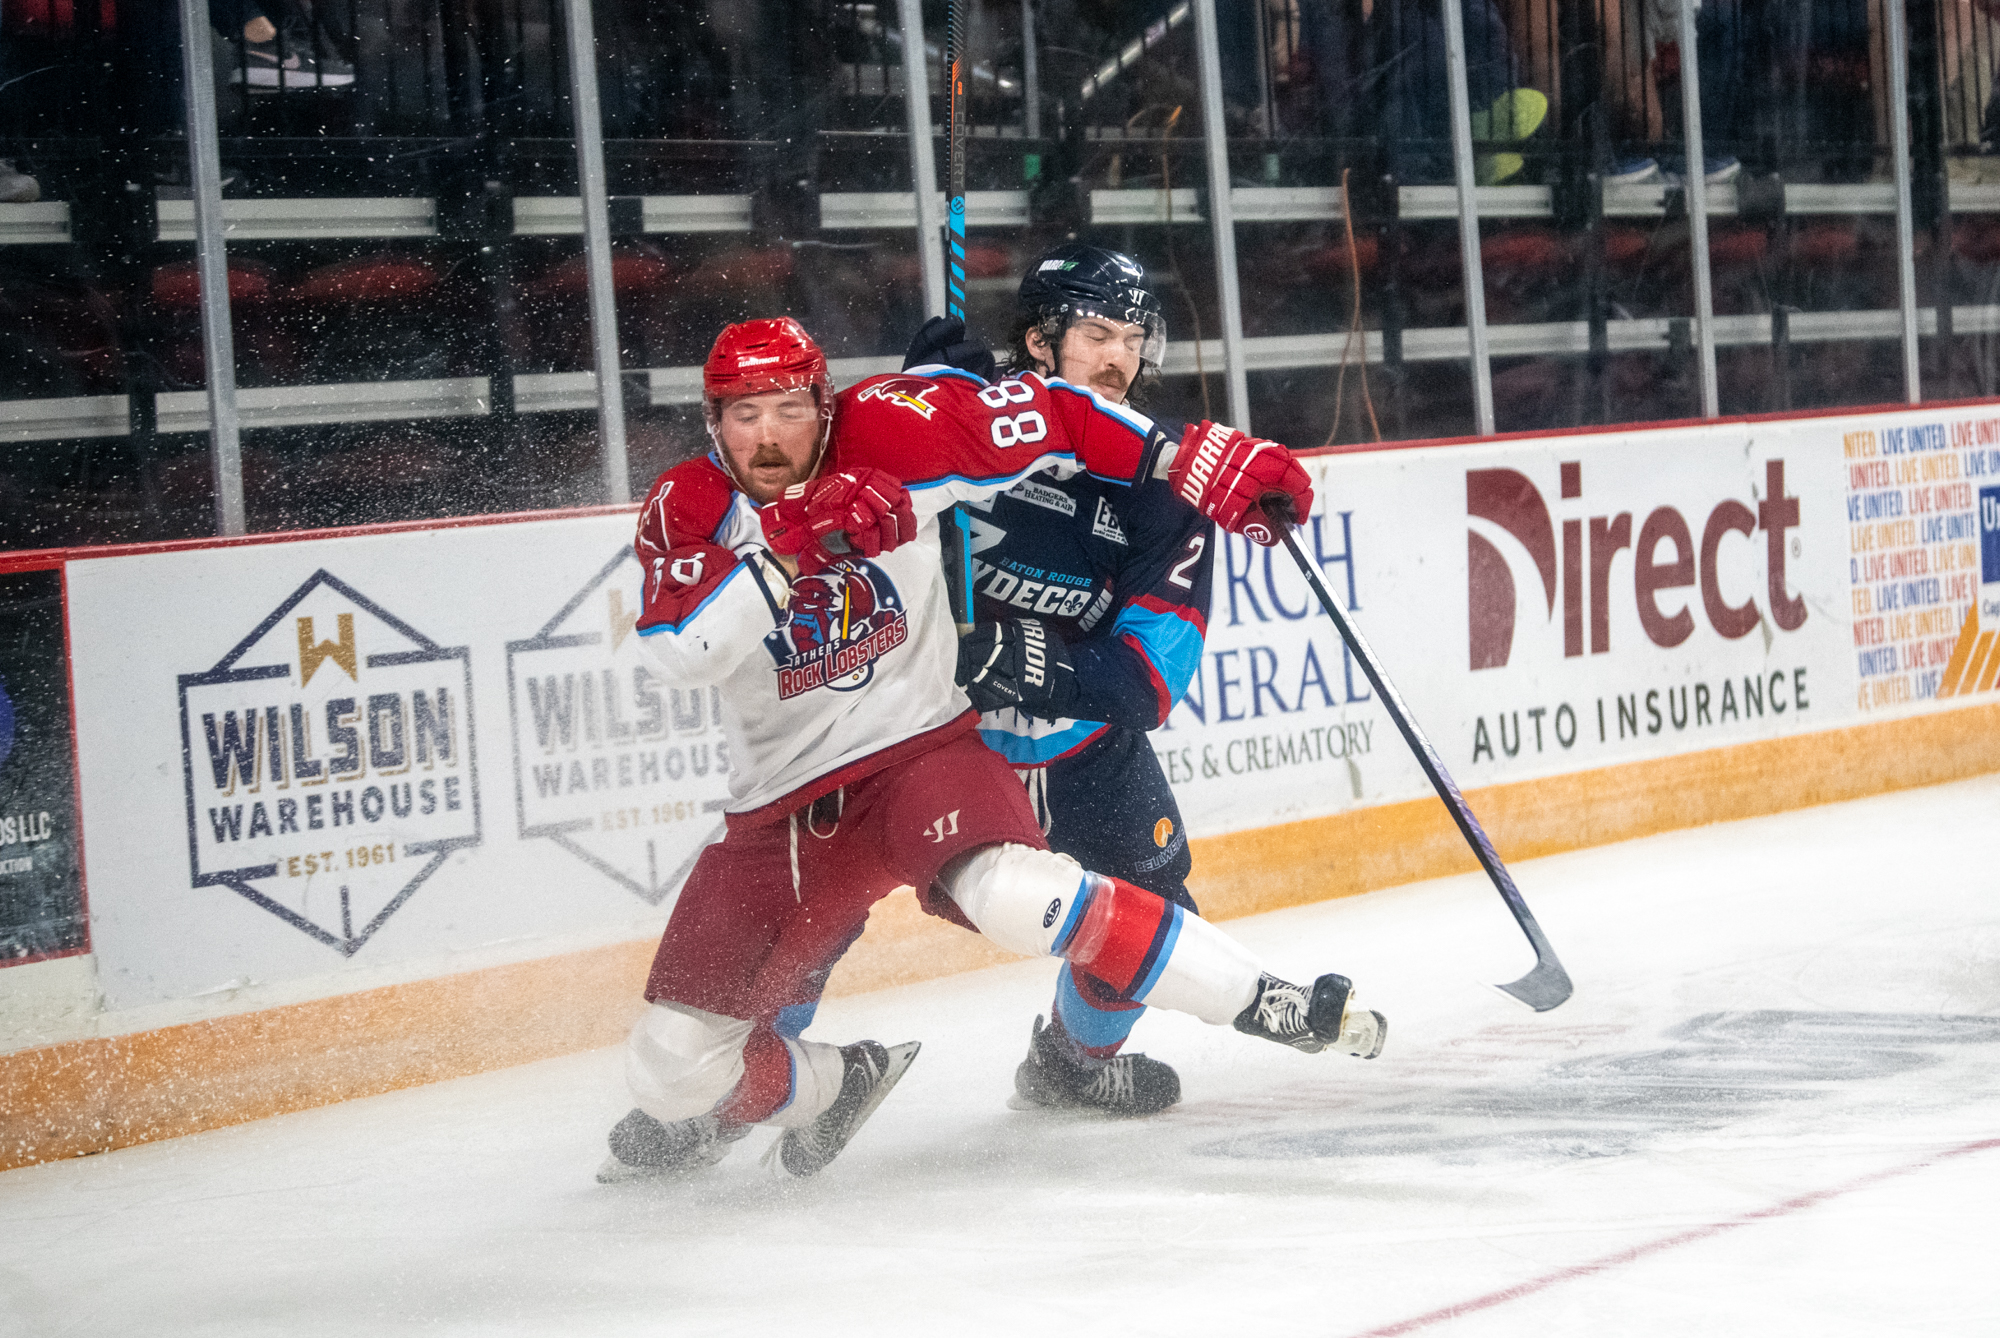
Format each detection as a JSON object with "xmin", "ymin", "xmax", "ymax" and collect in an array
[
  {"xmin": 0, "ymin": 159, "xmax": 36, "ymax": 203},
  {"xmin": 1, "ymin": 9, "xmax": 44, "ymax": 197},
  {"xmin": 224, "ymin": 2, "xmax": 354, "ymax": 90},
  {"xmin": 1952, "ymin": 0, "xmax": 2000, "ymax": 166},
  {"xmin": 121, "ymin": 0, "xmax": 351, "ymax": 139},
  {"xmin": 1297, "ymin": 0, "xmax": 1545, "ymax": 185},
  {"xmin": 1641, "ymin": 0, "xmax": 1745, "ymax": 186},
  {"xmin": 1764, "ymin": 0, "xmax": 1876, "ymax": 183}
]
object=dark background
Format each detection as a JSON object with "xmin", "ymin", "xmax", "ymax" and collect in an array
[{"xmin": 0, "ymin": 566, "xmax": 86, "ymax": 962}]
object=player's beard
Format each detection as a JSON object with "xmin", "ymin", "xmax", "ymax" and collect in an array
[{"xmin": 745, "ymin": 442, "xmax": 814, "ymax": 498}]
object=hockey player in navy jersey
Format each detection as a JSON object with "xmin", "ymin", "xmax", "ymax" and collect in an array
[
  {"xmin": 598, "ymin": 316, "xmax": 1384, "ymax": 1184},
  {"xmin": 907, "ymin": 245, "xmax": 1218, "ymax": 1116}
]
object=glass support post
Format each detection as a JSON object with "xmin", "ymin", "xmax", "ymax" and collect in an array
[
  {"xmin": 178, "ymin": 0, "xmax": 245, "ymax": 535},
  {"xmin": 1441, "ymin": 0, "xmax": 1495, "ymax": 435},
  {"xmin": 898, "ymin": 0, "xmax": 948, "ymax": 318},
  {"xmin": 562, "ymin": 0, "xmax": 629, "ymax": 503},
  {"xmin": 1022, "ymin": 0, "xmax": 1040, "ymax": 141},
  {"xmin": 1885, "ymin": 0, "xmax": 1923, "ymax": 404},
  {"xmin": 1193, "ymin": 0, "xmax": 1251, "ymax": 429},
  {"xmin": 1675, "ymin": 0, "xmax": 1719, "ymax": 418}
]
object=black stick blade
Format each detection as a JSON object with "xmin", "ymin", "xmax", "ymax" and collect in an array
[{"xmin": 1496, "ymin": 957, "xmax": 1572, "ymax": 1012}]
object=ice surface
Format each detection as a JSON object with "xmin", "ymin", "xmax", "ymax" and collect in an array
[{"xmin": 4, "ymin": 776, "xmax": 1998, "ymax": 1337}]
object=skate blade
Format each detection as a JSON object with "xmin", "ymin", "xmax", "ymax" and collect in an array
[
  {"xmin": 596, "ymin": 1154, "xmax": 684, "ymax": 1185},
  {"xmin": 1343, "ymin": 1010, "xmax": 1387, "ymax": 1060},
  {"xmin": 848, "ymin": 1040, "xmax": 921, "ymax": 1134},
  {"xmin": 768, "ymin": 1040, "xmax": 922, "ymax": 1179}
]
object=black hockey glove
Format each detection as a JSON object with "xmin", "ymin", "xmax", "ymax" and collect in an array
[
  {"xmin": 902, "ymin": 315, "xmax": 998, "ymax": 382},
  {"xmin": 955, "ymin": 618, "xmax": 1080, "ymax": 719}
]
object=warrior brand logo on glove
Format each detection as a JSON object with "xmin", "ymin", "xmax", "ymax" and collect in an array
[
  {"xmin": 1174, "ymin": 423, "xmax": 1233, "ymax": 510},
  {"xmin": 1018, "ymin": 620, "xmax": 1049, "ymax": 690},
  {"xmin": 1165, "ymin": 419, "xmax": 1315, "ymax": 547},
  {"xmin": 765, "ymin": 561, "xmax": 910, "ymax": 700},
  {"xmin": 1042, "ymin": 896, "xmax": 1063, "ymax": 928}
]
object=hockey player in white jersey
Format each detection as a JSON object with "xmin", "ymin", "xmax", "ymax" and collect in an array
[{"xmin": 598, "ymin": 317, "xmax": 1385, "ymax": 1183}]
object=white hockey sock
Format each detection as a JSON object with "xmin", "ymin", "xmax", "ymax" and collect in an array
[
  {"xmin": 625, "ymin": 1001, "xmax": 847, "ymax": 1128},
  {"xmin": 625, "ymin": 1001, "xmax": 750, "ymax": 1123},
  {"xmin": 1127, "ymin": 909, "xmax": 1262, "ymax": 1026}
]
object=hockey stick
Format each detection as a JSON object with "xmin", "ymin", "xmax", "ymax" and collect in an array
[
  {"xmin": 944, "ymin": 0, "xmax": 968, "ymax": 326},
  {"xmin": 1265, "ymin": 496, "xmax": 1572, "ymax": 1012},
  {"xmin": 938, "ymin": 0, "xmax": 976, "ymax": 631}
]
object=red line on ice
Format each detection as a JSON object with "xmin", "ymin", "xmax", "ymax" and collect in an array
[{"xmin": 1349, "ymin": 1137, "xmax": 2000, "ymax": 1338}]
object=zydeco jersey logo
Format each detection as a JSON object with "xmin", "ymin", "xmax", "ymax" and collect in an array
[
  {"xmin": 179, "ymin": 570, "xmax": 480, "ymax": 954},
  {"xmin": 507, "ymin": 548, "xmax": 731, "ymax": 903}
]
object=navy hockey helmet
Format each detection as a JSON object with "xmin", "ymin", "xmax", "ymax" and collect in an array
[{"xmin": 1016, "ymin": 243, "xmax": 1167, "ymax": 370}]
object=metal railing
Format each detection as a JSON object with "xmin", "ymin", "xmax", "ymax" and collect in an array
[{"xmin": 2, "ymin": 0, "xmax": 1996, "ymax": 548}]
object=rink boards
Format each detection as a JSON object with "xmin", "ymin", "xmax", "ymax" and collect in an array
[{"xmin": 4, "ymin": 401, "xmax": 1999, "ymax": 1168}]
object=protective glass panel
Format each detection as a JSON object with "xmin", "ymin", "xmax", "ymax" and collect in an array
[{"xmin": 0, "ymin": 0, "xmax": 1962, "ymax": 547}]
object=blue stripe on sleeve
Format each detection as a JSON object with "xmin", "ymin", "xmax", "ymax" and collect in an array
[
  {"xmin": 1109, "ymin": 602, "xmax": 1205, "ymax": 704},
  {"xmin": 976, "ymin": 720, "xmax": 1109, "ymax": 766},
  {"xmin": 1131, "ymin": 903, "xmax": 1185, "ymax": 1003},
  {"xmin": 904, "ymin": 363, "xmax": 992, "ymax": 388},
  {"xmin": 905, "ymin": 455, "xmax": 1081, "ymax": 494},
  {"xmin": 1045, "ymin": 378, "xmax": 1155, "ymax": 436},
  {"xmin": 1048, "ymin": 876, "xmax": 1094, "ymax": 956},
  {"xmin": 636, "ymin": 558, "xmax": 748, "ymax": 636}
]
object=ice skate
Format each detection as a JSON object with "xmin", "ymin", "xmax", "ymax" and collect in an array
[
  {"xmin": 1011, "ymin": 1014, "xmax": 1180, "ymax": 1116},
  {"xmin": 774, "ymin": 1040, "xmax": 920, "ymax": 1178},
  {"xmin": 1233, "ymin": 973, "xmax": 1387, "ymax": 1059},
  {"xmin": 596, "ymin": 1108, "xmax": 747, "ymax": 1184}
]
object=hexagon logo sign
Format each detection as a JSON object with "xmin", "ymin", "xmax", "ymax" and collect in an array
[
  {"xmin": 179, "ymin": 569, "xmax": 480, "ymax": 954},
  {"xmin": 505, "ymin": 547, "xmax": 730, "ymax": 904}
]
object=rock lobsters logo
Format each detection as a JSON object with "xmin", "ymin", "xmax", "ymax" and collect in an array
[{"xmin": 766, "ymin": 560, "xmax": 909, "ymax": 700}]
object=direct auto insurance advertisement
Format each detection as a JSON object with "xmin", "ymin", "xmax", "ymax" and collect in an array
[{"xmin": 1156, "ymin": 404, "xmax": 2000, "ymax": 838}]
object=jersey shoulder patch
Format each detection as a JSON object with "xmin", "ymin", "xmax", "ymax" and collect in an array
[
  {"xmin": 1089, "ymin": 494, "xmax": 1129, "ymax": 544},
  {"xmin": 1008, "ymin": 476, "xmax": 1079, "ymax": 517},
  {"xmin": 638, "ymin": 455, "xmax": 738, "ymax": 555}
]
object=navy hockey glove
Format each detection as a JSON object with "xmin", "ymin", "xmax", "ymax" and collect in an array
[
  {"xmin": 955, "ymin": 618, "xmax": 1079, "ymax": 719},
  {"xmin": 902, "ymin": 315, "xmax": 998, "ymax": 382}
]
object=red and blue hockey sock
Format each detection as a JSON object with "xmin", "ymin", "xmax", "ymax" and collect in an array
[
  {"xmin": 1051, "ymin": 963, "xmax": 1144, "ymax": 1060},
  {"xmin": 1055, "ymin": 873, "xmax": 1261, "ymax": 1027},
  {"xmin": 715, "ymin": 1002, "xmax": 846, "ymax": 1128},
  {"xmin": 946, "ymin": 851, "xmax": 1261, "ymax": 1028}
]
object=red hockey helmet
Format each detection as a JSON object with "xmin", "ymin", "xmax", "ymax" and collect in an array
[
  {"xmin": 703, "ymin": 317, "xmax": 831, "ymax": 415},
  {"xmin": 702, "ymin": 317, "xmax": 835, "ymax": 481}
]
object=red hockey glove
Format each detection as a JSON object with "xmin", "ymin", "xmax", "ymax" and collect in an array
[
  {"xmin": 760, "ymin": 468, "xmax": 916, "ymax": 575},
  {"xmin": 637, "ymin": 542, "xmax": 739, "ymax": 632},
  {"xmin": 1167, "ymin": 421, "xmax": 1314, "ymax": 547}
]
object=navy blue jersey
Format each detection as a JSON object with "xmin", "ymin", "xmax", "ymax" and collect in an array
[{"xmin": 965, "ymin": 430, "xmax": 1214, "ymax": 768}]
